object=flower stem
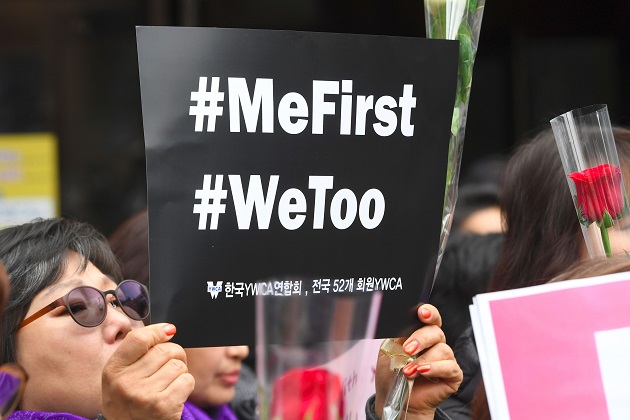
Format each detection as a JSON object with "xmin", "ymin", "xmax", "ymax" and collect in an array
[{"xmin": 600, "ymin": 224, "xmax": 612, "ymax": 257}]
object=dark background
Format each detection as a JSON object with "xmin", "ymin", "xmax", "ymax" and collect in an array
[{"xmin": 1, "ymin": 0, "xmax": 629, "ymax": 235}]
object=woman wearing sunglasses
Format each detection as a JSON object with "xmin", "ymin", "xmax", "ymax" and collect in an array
[
  {"xmin": 0, "ymin": 218, "xmax": 196, "ymax": 419},
  {"xmin": 0, "ymin": 217, "xmax": 460, "ymax": 420}
]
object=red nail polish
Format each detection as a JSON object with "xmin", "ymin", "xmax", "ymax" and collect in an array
[
  {"xmin": 403, "ymin": 340, "xmax": 418, "ymax": 354},
  {"xmin": 417, "ymin": 364, "xmax": 431, "ymax": 373},
  {"xmin": 421, "ymin": 308, "xmax": 431, "ymax": 319},
  {"xmin": 163, "ymin": 325, "xmax": 177, "ymax": 336},
  {"xmin": 403, "ymin": 364, "xmax": 416, "ymax": 376}
]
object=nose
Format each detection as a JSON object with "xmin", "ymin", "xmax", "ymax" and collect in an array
[
  {"xmin": 102, "ymin": 301, "xmax": 134, "ymax": 343},
  {"xmin": 226, "ymin": 345, "xmax": 249, "ymax": 360}
]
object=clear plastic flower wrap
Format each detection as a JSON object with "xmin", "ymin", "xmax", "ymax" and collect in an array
[
  {"xmin": 380, "ymin": 2, "xmax": 486, "ymax": 418},
  {"xmin": 551, "ymin": 104, "xmax": 630, "ymax": 257},
  {"xmin": 256, "ymin": 285, "xmax": 383, "ymax": 419},
  {"xmin": 379, "ymin": 339, "xmax": 416, "ymax": 420},
  {"xmin": 425, "ymin": 0, "xmax": 486, "ymax": 280}
]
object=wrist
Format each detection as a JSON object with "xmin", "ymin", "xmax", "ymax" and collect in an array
[
  {"xmin": 400, "ymin": 409, "xmax": 438, "ymax": 420},
  {"xmin": 374, "ymin": 395, "xmax": 437, "ymax": 420}
]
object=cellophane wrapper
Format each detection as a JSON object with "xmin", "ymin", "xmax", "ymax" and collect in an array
[
  {"xmin": 381, "ymin": 2, "xmax": 487, "ymax": 418},
  {"xmin": 424, "ymin": 0, "xmax": 486, "ymax": 286},
  {"xmin": 551, "ymin": 104, "xmax": 630, "ymax": 258}
]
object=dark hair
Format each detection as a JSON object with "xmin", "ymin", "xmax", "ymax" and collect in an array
[
  {"xmin": 489, "ymin": 126, "xmax": 630, "ymax": 292},
  {"xmin": 472, "ymin": 125, "xmax": 630, "ymax": 419},
  {"xmin": 0, "ymin": 218, "xmax": 122, "ymax": 364},
  {"xmin": 487, "ymin": 128, "xmax": 583, "ymax": 291},
  {"xmin": 108, "ymin": 209, "xmax": 150, "ymax": 287}
]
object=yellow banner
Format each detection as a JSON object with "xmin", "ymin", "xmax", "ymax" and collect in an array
[{"xmin": 0, "ymin": 133, "xmax": 59, "ymax": 227}]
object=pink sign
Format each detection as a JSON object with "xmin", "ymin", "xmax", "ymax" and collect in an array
[
  {"xmin": 471, "ymin": 272, "xmax": 630, "ymax": 419},
  {"xmin": 320, "ymin": 339, "xmax": 382, "ymax": 419}
]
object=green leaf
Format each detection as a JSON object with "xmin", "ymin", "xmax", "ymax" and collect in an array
[
  {"xmin": 598, "ymin": 209, "xmax": 615, "ymax": 229},
  {"xmin": 468, "ymin": 0, "xmax": 479, "ymax": 13},
  {"xmin": 575, "ymin": 202, "xmax": 592, "ymax": 226},
  {"xmin": 451, "ymin": 107, "xmax": 460, "ymax": 136},
  {"xmin": 430, "ymin": 12, "xmax": 447, "ymax": 39},
  {"xmin": 456, "ymin": 26, "xmax": 473, "ymax": 104}
]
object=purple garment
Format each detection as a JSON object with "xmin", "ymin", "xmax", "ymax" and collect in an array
[
  {"xmin": 7, "ymin": 402, "xmax": 236, "ymax": 420},
  {"xmin": 183, "ymin": 402, "xmax": 238, "ymax": 420},
  {"xmin": 0, "ymin": 371, "xmax": 22, "ymax": 407},
  {"xmin": 7, "ymin": 413, "xmax": 85, "ymax": 420}
]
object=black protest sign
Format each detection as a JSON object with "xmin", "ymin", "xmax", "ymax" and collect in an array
[{"xmin": 137, "ymin": 27, "xmax": 458, "ymax": 347}]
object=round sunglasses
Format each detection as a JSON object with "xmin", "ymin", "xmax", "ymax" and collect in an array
[
  {"xmin": 0, "ymin": 363, "xmax": 27, "ymax": 419},
  {"xmin": 18, "ymin": 280, "xmax": 150, "ymax": 329}
]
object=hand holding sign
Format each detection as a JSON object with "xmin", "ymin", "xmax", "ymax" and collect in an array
[{"xmin": 374, "ymin": 304, "xmax": 463, "ymax": 419}]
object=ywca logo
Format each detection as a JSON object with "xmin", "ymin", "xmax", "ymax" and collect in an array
[{"xmin": 206, "ymin": 281, "xmax": 223, "ymax": 299}]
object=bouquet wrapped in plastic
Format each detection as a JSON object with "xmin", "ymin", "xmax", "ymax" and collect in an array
[{"xmin": 426, "ymin": 0, "xmax": 486, "ymax": 279}]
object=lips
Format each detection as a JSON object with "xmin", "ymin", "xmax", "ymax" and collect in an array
[{"xmin": 219, "ymin": 369, "xmax": 240, "ymax": 386}]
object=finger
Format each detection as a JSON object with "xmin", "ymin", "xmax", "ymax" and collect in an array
[
  {"xmin": 401, "ymin": 324, "xmax": 446, "ymax": 356},
  {"xmin": 417, "ymin": 304, "xmax": 442, "ymax": 328},
  {"xmin": 402, "ymin": 342, "xmax": 454, "ymax": 377},
  {"xmin": 141, "ymin": 356, "xmax": 190, "ymax": 392},
  {"xmin": 162, "ymin": 372, "xmax": 196, "ymax": 400},
  {"xmin": 414, "ymin": 342, "xmax": 454, "ymax": 366},
  {"xmin": 107, "ymin": 323, "xmax": 177, "ymax": 370},
  {"xmin": 130, "ymin": 342, "xmax": 189, "ymax": 379},
  {"xmin": 156, "ymin": 372, "xmax": 196, "ymax": 416},
  {"xmin": 102, "ymin": 341, "xmax": 185, "ymax": 403},
  {"xmin": 410, "ymin": 360, "xmax": 463, "ymax": 389}
]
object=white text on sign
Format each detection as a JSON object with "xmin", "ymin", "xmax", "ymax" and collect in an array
[
  {"xmin": 189, "ymin": 77, "xmax": 417, "ymax": 137},
  {"xmin": 193, "ymin": 175, "xmax": 385, "ymax": 231}
]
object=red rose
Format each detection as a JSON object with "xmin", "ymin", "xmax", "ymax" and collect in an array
[
  {"xmin": 270, "ymin": 367, "xmax": 344, "ymax": 420},
  {"xmin": 568, "ymin": 163, "xmax": 625, "ymax": 224}
]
